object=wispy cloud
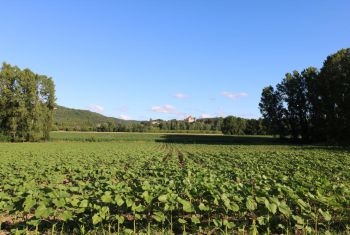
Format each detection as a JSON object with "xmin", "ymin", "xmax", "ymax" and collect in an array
[
  {"xmin": 151, "ymin": 104, "xmax": 177, "ymax": 114},
  {"xmin": 151, "ymin": 104, "xmax": 186, "ymax": 118},
  {"xmin": 201, "ymin": 113, "xmax": 213, "ymax": 118},
  {"xmin": 174, "ymin": 93, "xmax": 189, "ymax": 99},
  {"xmin": 222, "ymin": 91, "xmax": 248, "ymax": 100},
  {"xmin": 88, "ymin": 104, "xmax": 104, "ymax": 113},
  {"xmin": 119, "ymin": 114, "xmax": 130, "ymax": 120}
]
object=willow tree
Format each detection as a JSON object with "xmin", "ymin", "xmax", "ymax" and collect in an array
[{"xmin": 0, "ymin": 63, "xmax": 56, "ymax": 141}]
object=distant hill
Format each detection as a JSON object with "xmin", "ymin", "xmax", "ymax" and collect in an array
[
  {"xmin": 53, "ymin": 106, "xmax": 264, "ymax": 134},
  {"xmin": 53, "ymin": 105, "xmax": 138, "ymax": 131}
]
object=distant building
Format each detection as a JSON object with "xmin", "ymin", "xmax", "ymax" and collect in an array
[
  {"xmin": 184, "ymin": 116, "xmax": 196, "ymax": 123},
  {"xmin": 150, "ymin": 119, "xmax": 162, "ymax": 125}
]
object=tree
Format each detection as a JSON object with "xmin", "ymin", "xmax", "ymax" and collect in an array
[
  {"xmin": 0, "ymin": 64, "xmax": 21, "ymax": 140},
  {"xmin": 221, "ymin": 116, "xmax": 246, "ymax": 135},
  {"xmin": 259, "ymin": 86, "xmax": 286, "ymax": 137},
  {"xmin": 318, "ymin": 48, "xmax": 350, "ymax": 141},
  {"xmin": 39, "ymin": 76, "xmax": 56, "ymax": 140},
  {"xmin": 245, "ymin": 119, "xmax": 266, "ymax": 135},
  {"xmin": 0, "ymin": 63, "xmax": 56, "ymax": 141},
  {"xmin": 277, "ymin": 70, "xmax": 312, "ymax": 141},
  {"xmin": 259, "ymin": 48, "xmax": 350, "ymax": 143},
  {"xmin": 302, "ymin": 67, "xmax": 320, "ymax": 140}
]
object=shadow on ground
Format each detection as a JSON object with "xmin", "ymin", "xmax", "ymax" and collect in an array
[{"xmin": 156, "ymin": 135, "xmax": 290, "ymax": 145}]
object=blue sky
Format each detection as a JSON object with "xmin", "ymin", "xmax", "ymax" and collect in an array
[{"xmin": 1, "ymin": 1, "xmax": 349, "ymax": 120}]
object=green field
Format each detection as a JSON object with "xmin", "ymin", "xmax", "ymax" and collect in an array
[{"xmin": 1, "ymin": 132, "xmax": 350, "ymax": 234}]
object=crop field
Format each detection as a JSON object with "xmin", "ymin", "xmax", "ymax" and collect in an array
[{"xmin": 0, "ymin": 133, "xmax": 350, "ymax": 234}]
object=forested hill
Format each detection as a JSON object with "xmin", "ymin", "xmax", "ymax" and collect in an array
[
  {"xmin": 53, "ymin": 105, "xmax": 267, "ymax": 134},
  {"xmin": 53, "ymin": 106, "xmax": 138, "ymax": 131}
]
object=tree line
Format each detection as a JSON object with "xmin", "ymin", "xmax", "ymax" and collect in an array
[
  {"xmin": 147, "ymin": 117, "xmax": 267, "ymax": 134},
  {"xmin": 259, "ymin": 48, "xmax": 350, "ymax": 143},
  {"xmin": 0, "ymin": 63, "xmax": 55, "ymax": 141},
  {"xmin": 55, "ymin": 116, "xmax": 268, "ymax": 135}
]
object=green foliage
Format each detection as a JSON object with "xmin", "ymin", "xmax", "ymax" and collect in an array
[
  {"xmin": 318, "ymin": 48, "xmax": 350, "ymax": 142},
  {"xmin": 0, "ymin": 135, "xmax": 349, "ymax": 233},
  {"xmin": 0, "ymin": 62, "xmax": 55, "ymax": 141},
  {"xmin": 53, "ymin": 105, "xmax": 137, "ymax": 132},
  {"xmin": 53, "ymin": 106, "xmax": 268, "ymax": 135},
  {"xmin": 260, "ymin": 48, "xmax": 350, "ymax": 143},
  {"xmin": 259, "ymin": 86, "xmax": 287, "ymax": 137},
  {"xmin": 221, "ymin": 116, "xmax": 246, "ymax": 135}
]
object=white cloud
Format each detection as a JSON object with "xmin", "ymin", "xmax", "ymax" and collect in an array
[
  {"xmin": 151, "ymin": 104, "xmax": 177, "ymax": 114},
  {"xmin": 174, "ymin": 93, "xmax": 188, "ymax": 99},
  {"xmin": 119, "ymin": 114, "xmax": 130, "ymax": 120},
  {"xmin": 151, "ymin": 104, "xmax": 186, "ymax": 118},
  {"xmin": 88, "ymin": 104, "xmax": 104, "ymax": 113},
  {"xmin": 201, "ymin": 113, "xmax": 213, "ymax": 118},
  {"xmin": 222, "ymin": 91, "xmax": 248, "ymax": 100}
]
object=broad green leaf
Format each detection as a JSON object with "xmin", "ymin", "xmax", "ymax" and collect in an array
[
  {"xmin": 246, "ymin": 196, "xmax": 257, "ymax": 211},
  {"xmin": 23, "ymin": 196, "xmax": 36, "ymax": 212},
  {"xmin": 142, "ymin": 191, "xmax": 152, "ymax": 204},
  {"xmin": 297, "ymin": 199, "xmax": 309, "ymax": 209},
  {"xmin": 178, "ymin": 198, "xmax": 194, "ymax": 213},
  {"xmin": 269, "ymin": 197, "xmax": 280, "ymax": 206},
  {"xmin": 158, "ymin": 194, "xmax": 168, "ymax": 203},
  {"xmin": 292, "ymin": 215, "xmax": 304, "ymax": 225},
  {"xmin": 132, "ymin": 203, "xmax": 145, "ymax": 213},
  {"xmin": 115, "ymin": 195, "xmax": 124, "ymax": 206},
  {"xmin": 101, "ymin": 193, "xmax": 113, "ymax": 203},
  {"xmin": 152, "ymin": 212, "xmax": 166, "ymax": 223},
  {"xmin": 92, "ymin": 214, "xmax": 102, "ymax": 225},
  {"xmin": 70, "ymin": 198, "xmax": 80, "ymax": 207},
  {"xmin": 61, "ymin": 210, "xmax": 73, "ymax": 221},
  {"xmin": 26, "ymin": 219, "xmax": 40, "ymax": 226},
  {"xmin": 80, "ymin": 199, "xmax": 89, "ymax": 208},
  {"xmin": 100, "ymin": 206, "xmax": 110, "ymax": 218},
  {"xmin": 257, "ymin": 216, "xmax": 265, "ymax": 225},
  {"xmin": 35, "ymin": 204, "xmax": 52, "ymax": 218},
  {"xmin": 279, "ymin": 202, "xmax": 292, "ymax": 217},
  {"xmin": 265, "ymin": 200, "xmax": 277, "ymax": 214},
  {"xmin": 213, "ymin": 219, "xmax": 222, "ymax": 227},
  {"xmin": 256, "ymin": 197, "xmax": 267, "ymax": 204},
  {"xmin": 178, "ymin": 218, "xmax": 187, "ymax": 224},
  {"xmin": 126, "ymin": 198, "xmax": 133, "ymax": 208},
  {"xmin": 231, "ymin": 202, "xmax": 240, "ymax": 212},
  {"xmin": 124, "ymin": 229, "xmax": 134, "ymax": 234},
  {"xmin": 223, "ymin": 219, "xmax": 235, "ymax": 229},
  {"xmin": 116, "ymin": 215, "xmax": 125, "ymax": 224},
  {"xmin": 319, "ymin": 209, "xmax": 332, "ymax": 221},
  {"xmin": 52, "ymin": 198, "xmax": 65, "ymax": 208},
  {"xmin": 199, "ymin": 202, "xmax": 209, "ymax": 211},
  {"xmin": 191, "ymin": 215, "xmax": 200, "ymax": 224},
  {"xmin": 135, "ymin": 213, "xmax": 141, "ymax": 220}
]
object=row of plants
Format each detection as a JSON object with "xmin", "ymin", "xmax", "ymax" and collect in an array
[{"xmin": 0, "ymin": 141, "xmax": 349, "ymax": 234}]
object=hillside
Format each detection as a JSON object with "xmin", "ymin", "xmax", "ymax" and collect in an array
[
  {"xmin": 53, "ymin": 106, "xmax": 266, "ymax": 134},
  {"xmin": 54, "ymin": 105, "xmax": 138, "ymax": 131}
]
